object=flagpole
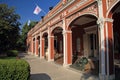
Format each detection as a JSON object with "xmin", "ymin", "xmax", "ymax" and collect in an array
[
  {"xmin": 41, "ymin": 10, "xmax": 47, "ymax": 15},
  {"xmin": 35, "ymin": 4, "xmax": 47, "ymax": 15}
]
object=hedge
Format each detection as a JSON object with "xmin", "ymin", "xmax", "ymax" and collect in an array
[
  {"xmin": 0, "ymin": 58, "xmax": 30, "ymax": 80},
  {"xmin": 6, "ymin": 50, "xmax": 18, "ymax": 57}
]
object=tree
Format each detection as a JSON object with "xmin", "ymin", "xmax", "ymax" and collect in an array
[
  {"xmin": 0, "ymin": 4, "xmax": 21, "ymax": 53},
  {"xmin": 18, "ymin": 21, "xmax": 38, "ymax": 51}
]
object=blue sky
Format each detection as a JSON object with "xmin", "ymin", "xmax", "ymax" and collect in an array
[{"xmin": 0, "ymin": 0, "xmax": 60, "ymax": 28}]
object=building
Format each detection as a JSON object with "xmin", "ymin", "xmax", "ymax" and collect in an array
[{"xmin": 27, "ymin": 0, "xmax": 120, "ymax": 80}]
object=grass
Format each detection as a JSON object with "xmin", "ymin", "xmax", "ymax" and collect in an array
[{"xmin": 0, "ymin": 57, "xmax": 16, "ymax": 59}]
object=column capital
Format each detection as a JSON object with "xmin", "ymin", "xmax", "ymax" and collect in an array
[
  {"xmin": 62, "ymin": 30, "xmax": 72, "ymax": 35},
  {"xmin": 48, "ymin": 35, "xmax": 54, "ymax": 38},
  {"xmin": 97, "ymin": 17, "xmax": 104, "ymax": 25},
  {"xmin": 41, "ymin": 38, "xmax": 44, "ymax": 40},
  {"xmin": 97, "ymin": 18, "xmax": 113, "ymax": 24},
  {"xmin": 96, "ymin": 0, "xmax": 102, "ymax": 5},
  {"xmin": 97, "ymin": 18, "xmax": 113, "ymax": 29},
  {"xmin": 104, "ymin": 18, "xmax": 113, "ymax": 22}
]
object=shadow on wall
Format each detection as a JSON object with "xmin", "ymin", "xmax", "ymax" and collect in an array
[{"xmin": 31, "ymin": 73, "xmax": 52, "ymax": 80}]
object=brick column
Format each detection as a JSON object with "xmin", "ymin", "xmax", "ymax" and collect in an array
[
  {"xmin": 32, "ymin": 38, "xmax": 35, "ymax": 55},
  {"xmin": 105, "ymin": 18, "xmax": 114, "ymax": 79},
  {"xmin": 97, "ymin": 17, "xmax": 114, "ymax": 80},
  {"xmin": 36, "ymin": 39, "xmax": 39, "ymax": 56},
  {"xmin": 40, "ymin": 37, "xmax": 45, "ymax": 59},
  {"xmin": 97, "ymin": 18, "xmax": 106, "ymax": 80},
  {"xmin": 34, "ymin": 36, "xmax": 37, "ymax": 56},
  {"xmin": 97, "ymin": 0, "xmax": 107, "ymax": 79},
  {"xmin": 63, "ymin": 30, "xmax": 72, "ymax": 67},
  {"xmin": 48, "ymin": 35, "xmax": 54, "ymax": 61},
  {"xmin": 30, "ymin": 38, "xmax": 32, "ymax": 53}
]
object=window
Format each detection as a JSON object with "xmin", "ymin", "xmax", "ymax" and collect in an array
[
  {"xmin": 77, "ymin": 38, "xmax": 80, "ymax": 52},
  {"xmin": 60, "ymin": 40, "xmax": 63, "ymax": 52}
]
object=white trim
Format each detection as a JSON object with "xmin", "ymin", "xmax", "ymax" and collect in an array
[
  {"xmin": 40, "ymin": 33, "xmax": 43, "ymax": 59},
  {"xmin": 35, "ymin": 36, "xmax": 37, "ymax": 56},
  {"xmin": 63, "ymin": 31, "xmax": 67, "ymax": 65},
  {"xmin": 105, "ymin": 18, "xmax": 113, "ymax": 22},
  {"xmin": 48, "ymin": 29, "xmax": 51, "ymax": 62},
  {"xmin": 31, "ymin": 37, "xmax": 34, "ymax": 54},
  {"xmin": 39, "ymin": 0, "xmax": 75, "ymax": 29},
  {"xmin": 50, "ymin": 26, "xmax": 63, "ymax": 33},
  {"xmin": 41, "ymin": 30, "xmax": 48, "ymax": 37},
  {"xmin": 48, "ymin": 26, "xmax": 54, "ymax": 62},
  {"xmin": 62, "ymin": 18, "xmax": 67, "ymax": 66},
  {"xmin": 106, "ymin": 0, "xmax": 120, "ymax": 17},
  {"xmin": 67, "ymin": 13, "xmax": 98, "ymax": 29},
  {"xmin": 63, "ymin": 30, "xmax": 72, "ymax": 67},
  {"xmin": 100, "ymin": 27, "xmax": 106, "ymax": 78},
  {"xmin": 105, "ymin": 22, "xmax": 109, "ymax": 80},
  {"xmin": 97, "ymin": 0, "xmax": 106, "ymax": 79},
  {"xmin": 106, "ymin": 0, "xmax": 109, "ymax": 10}
]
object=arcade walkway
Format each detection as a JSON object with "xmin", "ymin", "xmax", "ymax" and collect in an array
[{"xmin": 21, "ymin": 53, "xmax": 98, "ymax": 80}]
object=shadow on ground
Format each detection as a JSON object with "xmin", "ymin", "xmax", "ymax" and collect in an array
[
  {"xmin": 18, "ymin": 52, "xmax": 27, "ymax": 57},
  {"xmin": 31, "ymin": 73, "xmax": 52, "ymax": 80}
]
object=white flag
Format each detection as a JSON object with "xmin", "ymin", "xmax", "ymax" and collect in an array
[
  {"xmin": 33, "ymin": 5, "xmax": 42, "ymax": 15},
  {"xmin": 27, "ymin": 20, "xmax": 31, "ymax": 26}
]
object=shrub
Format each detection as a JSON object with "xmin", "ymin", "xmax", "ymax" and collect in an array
[
  {"xmin": 6, "ymin": 50, "xmax": 18, "ymax": 57},
  {"xmin": 0, "ymin": 58, "xmax": 30, "ymax": 80}
]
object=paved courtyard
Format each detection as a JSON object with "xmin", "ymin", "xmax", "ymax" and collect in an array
[{"xmin": 21, "ymin": 53, "xmax": 98, "ymax": 80}]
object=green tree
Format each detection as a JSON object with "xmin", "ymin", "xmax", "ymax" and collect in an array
[
  {"xmin": 0, "ymin": 4, "xmax": 21, "ymax": 53},
  {"xmin": 18, "ymin": 21, "xmax": 38, "ymax": 51}
]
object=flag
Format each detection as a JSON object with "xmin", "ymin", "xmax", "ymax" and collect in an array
[
  {"xmin": 27, "ymin": 20, "xmax": 31, "ymax": 26},
  {"xmin": 33, "ymin": 5, "xmax": 42, "ymax": 15}
]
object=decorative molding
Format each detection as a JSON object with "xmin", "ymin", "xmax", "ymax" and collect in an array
[
  {"xmin": 62, "ymin": 30, "xmax": 72, "ymax": 35},
  {"xmin": 108, "ymin": 0, "xmax": 117, "ymax": 8},
  {"xmin": 51, "ymin": 16, "xmax": 61, "ymax": 25},
  {"xmin": 97, "ymin": 18, "xmax": 113, "ymax": 29},
  {"xmin": 50, "ymin": 21, "xmax": 63, "ymax": 32},
  {"xmin": 67, "ymin": 0, "xmax": 90, "ymax": 14},
  {"xmin": 48, "ymin": 36, "xmax": 54, "ymax": 38},
  {"xmin": 105, "ymin": 18, "xmax": 113, "ymax": 22},
  {"xmin": 97, "ymin": 18, "xmax": 105, "ymax": 29},
  {"xmin": 66, "ymin": 3, "xmax": 98, "ymax": 27},
  {"xmin": 96, "ymin": 0, "xmax": 102, "ymax": 5}
]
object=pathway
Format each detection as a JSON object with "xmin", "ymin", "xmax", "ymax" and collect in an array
[{"xmin": 21, "ymin": 53, "xmax": 98, "ymax": 80}]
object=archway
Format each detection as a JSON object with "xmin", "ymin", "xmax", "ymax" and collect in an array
[
  {"xmin": 109, "ymin": 1, "xmax": 120, "ymax": 79},
  {"xmin": 69, "ymin": 14, "xmax": 99, "ymax": 75},
  {"xmin": 52, "ymin": 27, "xmax": 63, "ymax": 65},
  {"xmin": 42, "ymin": 32, "xmax": 48, "ymax": 60}
]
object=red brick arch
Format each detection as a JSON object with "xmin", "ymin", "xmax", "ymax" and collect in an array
[
  {"xmin": 42, "ymin": 31, "xmax": 48, "ymax": 38},
  {"xmin": 106, "ymin": 1, "xmax": 120, "ymax": 18},
  {"xmin": 67, "ymin": 13, "xmax": 98, "ymax": 30},
  {"xmin": 51, "ymin": 26, "xmax": 63, "ymax": 35}
]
